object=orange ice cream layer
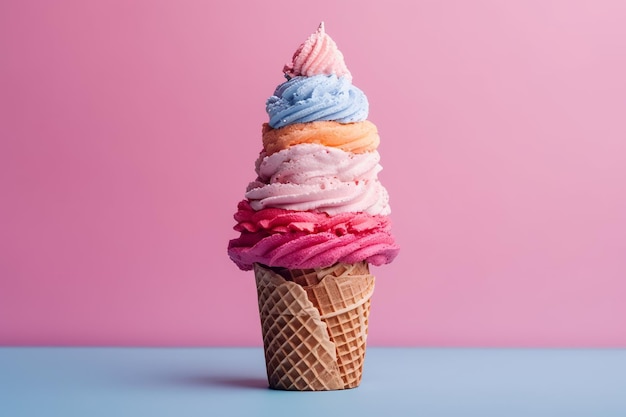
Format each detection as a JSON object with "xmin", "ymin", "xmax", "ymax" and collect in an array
[{"xmin": 262, "ymin": 120, "xmax": 380, "ymax": 155}]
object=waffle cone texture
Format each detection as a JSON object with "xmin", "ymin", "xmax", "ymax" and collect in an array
[{"xmin": 254, "ymin": 261, "xmax": 375, "ymax": 390}]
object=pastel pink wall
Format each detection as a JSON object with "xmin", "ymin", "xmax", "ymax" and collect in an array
[{"xmin": 1, "ymin": 0, "xmax": 625, "ymax": 347}]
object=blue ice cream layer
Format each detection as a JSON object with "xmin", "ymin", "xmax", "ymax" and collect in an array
[{"xmin": 266, "ymin": 74, "xmax": 369, "ymax": 129}]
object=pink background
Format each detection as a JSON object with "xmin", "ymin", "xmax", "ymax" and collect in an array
[{"xmin": 1, "ymin": 0, "xmax": 625, "ymax": 347}]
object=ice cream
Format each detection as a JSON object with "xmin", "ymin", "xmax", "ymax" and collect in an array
[
  {"xmin": 229, "ymin": 200, "xmax": 397, "ymax": 270},
  {"xmin": 267, "ymin": 74, "xmax": 368, "ymax": 128},
  {"xmin": 283, "ymin": 21, "xmax": 352, "ymax": 81},
  {"xmin": 245, "ymin": 143, "xmax": 390, "ymax": 215},
  {"xmin": 262, "ymin": 120, "xmax": 380, "ymax": 156},
  {"xmin": 228, "ymin": 22, "xmax": 398, "ymax": 391}
]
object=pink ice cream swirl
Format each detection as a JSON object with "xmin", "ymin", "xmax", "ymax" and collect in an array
[
  {"xmin": 227, "ymin": 201, "xmax": 399, "ymax": 270},
  {"xmin": 283, "ymin": 22, "xmax": 352, "ymax": 81},
  {"xmin": 245, "ymin": 144, "xmax": 390, "ymax": 216}
]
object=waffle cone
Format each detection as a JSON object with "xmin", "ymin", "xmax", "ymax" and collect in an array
[{"xmin": 254, "ymin": 261, "xmax": 375, "ymax": 390}]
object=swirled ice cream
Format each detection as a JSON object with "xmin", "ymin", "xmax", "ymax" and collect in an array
[
  {"xmin": 228, "ymin": 201, "xmax": 396, "ymax": 270},
  {"xmin": 283, "ymin": 21, "xmax": 352, "ymax": 81},
  {"xmin": 262, "ymin": 120, "xmax": 380, "ymax": 156},
  {"xmin": 228, "ymin": 22, "xmax": 398, "ymax": 271},
  {"xmin": 267, "ymin": 74, "xmax": 368, "ymax": 129},
  {"xmin": 245, "ymin": 144, "xmax": 389, "ymax": 216}
]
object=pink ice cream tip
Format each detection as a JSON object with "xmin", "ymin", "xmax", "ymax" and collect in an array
[{"xmin": 283, "ymin": 22, "xmax": 352, "ymax": 81}]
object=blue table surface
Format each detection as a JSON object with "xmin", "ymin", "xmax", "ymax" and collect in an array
[{"xmin": 1, "ymin": 347, "xmax": 625, "ymax": 417}]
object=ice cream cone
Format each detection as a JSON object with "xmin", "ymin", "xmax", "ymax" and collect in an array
[
  {"xmin": 228, "ymin": 23, "xmax": 398, "ymax": 392},
  {"xmin": 254, "ymin": 261, "xmax": 375, "ymax": 390}
]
